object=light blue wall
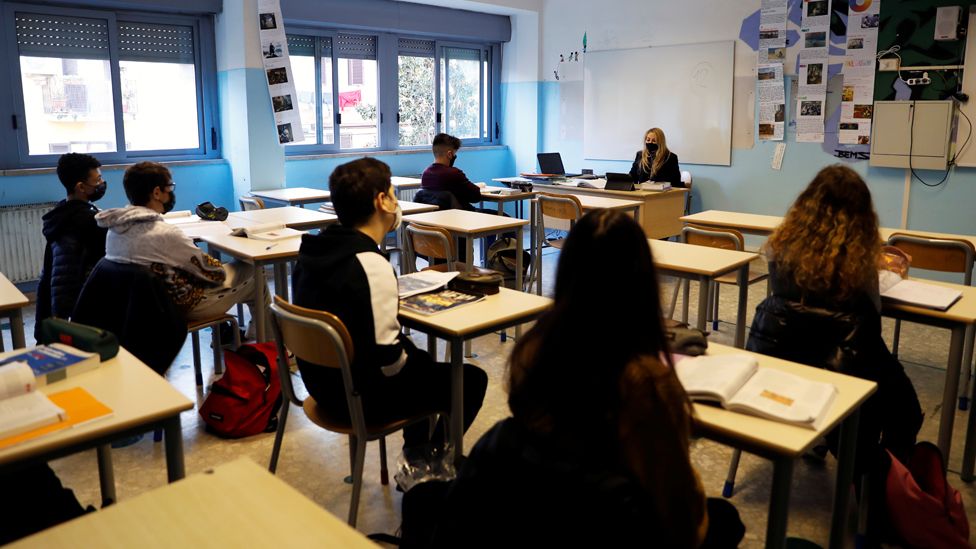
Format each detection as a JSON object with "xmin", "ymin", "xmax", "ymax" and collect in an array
[
  {"xmin": 538, "ymin": 81, "xmax": 976, "ymax": 235},
  {"xmin": 0, "ymin": 162, "xmax": 232, "ymax": 211}
]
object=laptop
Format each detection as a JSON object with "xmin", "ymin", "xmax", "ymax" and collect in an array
[
  {"xmin": 537, "ymin": 152, "xmax": 581, "ymax": 178},
  {"xmin": 604, "ymin": 172, "xmax": 635, "ymax": 191}
]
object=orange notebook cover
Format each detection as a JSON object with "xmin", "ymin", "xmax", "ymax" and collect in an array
[{"xmin": 0, "ymin": 387, "xmax": 113, "ymax": 450}]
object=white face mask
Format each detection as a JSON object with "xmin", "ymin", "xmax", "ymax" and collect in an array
[{"xmin": 390, "ymin": 204, "xmax": 403, "ymax": 232}]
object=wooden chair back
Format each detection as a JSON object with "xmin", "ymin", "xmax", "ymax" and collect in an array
[
  {"xmin": 887, "ymin": 233, "xmax": 975, "ymax": 283},
  {"xmin": 405, "ymin": 223, "xmax": 456, "ymax": 267},
  {"xmin": 239, "ymin": 195, "xmax": 266, "ymax": 211},
  {"xmin": 682, "ymin": 224, "xmax": 744, "ymax": 251},
  {"xmin": 537, "ymin": 192, "xmax": 583, "ymax": 221}
]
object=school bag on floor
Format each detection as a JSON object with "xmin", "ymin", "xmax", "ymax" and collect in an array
[
  {"xmin": 884, "ymin": 441, "xmax": 970, "ymax": 548},
  {"xmin": 199, "ymin": 342, "xmax": 282, "ymax": 438}
]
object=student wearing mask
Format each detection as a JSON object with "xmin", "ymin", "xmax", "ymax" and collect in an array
[
  {"xmin": 293, "ymin": 158, "xmax": 488, "ymax": 451},
  {"xmin": 35, "ymin": 153, "xmax": 109, "ymax": 339},
  {"xmin": 95, "ymin": 162, "xmax": 260, "ymax": 325},
  {"xmin": 417, "ymin": 133, "xmax": 484, "ymax": 211},
  {"xmin": 629, "ymin": 127, "xmax": 683, "ymax": 187}
]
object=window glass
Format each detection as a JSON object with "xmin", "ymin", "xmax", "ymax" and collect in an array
[
  {"xmin": 398, "ymin": 54, "xmax": 435, "ymax": 146},
  {"xmin": 288, "ymin": 54, "xmax": 316, "ymax": 147},
  {"xmin": 120, "ymin": 60, "xmax": 199, "ymax": 151},
  {"xmin": 337, "ymin": 58, "xmax": 378, "ymax": 149},
  {"xmin": 443, "ymin": 48, "xmax": 482, "ymax": 140}
]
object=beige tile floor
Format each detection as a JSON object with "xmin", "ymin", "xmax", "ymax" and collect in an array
[{"xmin": 6, "ymin": 249, "xmax": 976, "ymax": 548}]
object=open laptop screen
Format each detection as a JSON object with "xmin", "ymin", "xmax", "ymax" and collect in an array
[{"xmin": 537, "ymin": 152, "xmax": 566, "ymax": 175}]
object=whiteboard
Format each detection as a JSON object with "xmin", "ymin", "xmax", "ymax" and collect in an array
[{"xmin": 583, "ymin": 41, "xmax": 734, "ymax": 166}]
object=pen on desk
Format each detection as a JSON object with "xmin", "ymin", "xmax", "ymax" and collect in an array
[{"xmin": 265, "ymin": 243, "xmax": 278, "ymax": 250}]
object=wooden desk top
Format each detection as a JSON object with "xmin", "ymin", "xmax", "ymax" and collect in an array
[
  {"xmin": 479, "ymin": 190, "xmax": 536, "ymax": 202},
  {"xmin": 573, "ymin": 194, "xmax": 644, "ymax": 211},
  {"xmin": 692, "ymin": 343, "xmax": 876, "ymax": 459},
  {"xmin": 392, "ymin": 176, "xmax": 422, "ymax": 189},
  {"xmin": 0, "ymin": 348, "xmax": 193, "ymax": 467},
  {"xmin": 648, "ymin": 240, "xmax": 757, "ymax": 276},
  {"xmin": 0, "ymin": 272, "xmax": 29, "ymax": 312},
  {"xmin": 882, "ymin": 278, "xmax": 976, "ymax": 324},
  {"xmin": 228, "ymin": 206, "xmax": 337, "ymax": 231},
  {"xmin": 681, "ymin": 210, "xmax": 782, "ymax": 234},
  {"xmin": 403, "ymin": 209, "xmax": 529, "ymax": 234},
  {"xmin": 10, "ymin": 458, "xmax": 377, "ymax": 548},
  {"xmin": 399, "ymin": 287, "xmax": 552, "ymax": 338},
  {"xmin": 199, "ymin": 233, "xmax": 303, "ymax": 262},
  {"xmin": 250, "ymin": 187, "xmax": 331, "ymax": 204},
  {"xmin": 398, "ymin": 200, "xmax": 439, "ymax": 215}
]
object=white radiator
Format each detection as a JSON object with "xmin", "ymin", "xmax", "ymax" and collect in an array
[
  {"xmin": 0, "ymin": 202, "xmax": 55, "ymax": 283},
  {"xmin": 399, "ymin": 188, "xmax": 419, "ymax": 201}
]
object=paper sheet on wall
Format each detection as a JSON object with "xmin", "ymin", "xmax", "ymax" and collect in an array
[
  {"xmin": 838, "ymin": 0, "xmax": 881, "ymax": 144},
  {"xmin": 758, "ymin": 63, "xmax": 786, "ymax": 141},
  {"xmin": 759, "ymin": 0, "xmax": 788, "ymax": 64},
  {"xmin": 795, "ymin": 0, "xmax": 829, "ymax": 145},
  {"xmin": 257, "ymin": 0, "xmax": 305, "ymax": 144},
  {"xmin": 801, "ymin": 0, "xmax": 830, "ymax": 30}
]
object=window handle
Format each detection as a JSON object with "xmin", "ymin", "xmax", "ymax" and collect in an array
[
  {"xmin": 211, "ymin": 127, "xmax": 217, "ymax": 150},
  {"xmin": 436, "ymin": 112, "xmax": 442, "ymax": 124},
  {"xmin": 380, "ymin": 112, "xmax": 384, "ymax": 124},
  {"xmin": 11, "ymin": 115, "xmax": 18, "ymax": 130},
  {"xmin": 336, "ymin": 113, "xmax": 342, "ymax": 125},
  {"xmin": 495, "ymin": 122, "xmax": 499, "ymax": 140},
  {"xmin": 396, "ymin": 112, "xmax": 401, "ymax": 123}
]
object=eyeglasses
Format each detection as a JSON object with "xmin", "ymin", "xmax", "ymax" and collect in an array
[{"xmin": 163, "ymin": 182, "xmax": 177, "ymax": 191}]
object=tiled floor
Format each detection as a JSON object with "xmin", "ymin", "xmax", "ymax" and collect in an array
[{"xmin": 6, "ymin": 247, "xmax": 976, "ymax": 547}]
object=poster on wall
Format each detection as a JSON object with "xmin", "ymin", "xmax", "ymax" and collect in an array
[
  {"xmin": 758, "ymin": 63, "xmax": 786, "ymax": 141},
  {"xmin": 795, "ymin": 0, "xmax": 830, "ymax": 144},
  {"xmin": 838, "ymin": 0, "xmax": 881, "ymax": 144},
  {"xmin": 759, "ymin": 0, "xmax": 788, "ymax": 64},
  {"xmin": 258, "ymin": 0, "xmax": 304, "ymax": 145}
]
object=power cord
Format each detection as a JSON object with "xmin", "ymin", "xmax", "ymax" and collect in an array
[
  {"xmin": 909, "ymin": 100, "xmax": 952, "ymax": 187},
  {"xmin": 877, "ymin": 44, "xmax": 906, "ymax": 83}
]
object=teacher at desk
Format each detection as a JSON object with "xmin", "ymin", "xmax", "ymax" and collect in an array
[{"xmin": 629, "ymin": 127, "xmax": 683, "ymax": 187}]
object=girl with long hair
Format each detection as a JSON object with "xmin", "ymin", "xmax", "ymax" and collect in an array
[{"xmin": 629, "ymin": 127, "xmax": 684, "ymax": 187}]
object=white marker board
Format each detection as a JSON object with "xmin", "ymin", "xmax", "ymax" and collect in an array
[{"xmin": 583, "ymin": 41, "xmax": 734, "ymax": 166}]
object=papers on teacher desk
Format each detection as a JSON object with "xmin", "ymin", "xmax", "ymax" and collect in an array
[
  {"xmin": 879, "ymin": 270, "xmax": 963, "ymax": 311},
  {"xmin": 676, "ymin": 354, "xmax": 837, "ymax": 430}
]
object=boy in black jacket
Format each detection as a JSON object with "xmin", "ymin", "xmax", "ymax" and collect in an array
[
  {"xmin": 293, "ymin": 158, "xmax": 488, "ymax": 449},
  {"xmin": 35, "ymin": 153, "xmax": 108, "ymax": 340}
]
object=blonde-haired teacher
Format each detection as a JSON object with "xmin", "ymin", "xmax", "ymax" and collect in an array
[{"xmin": 628, "ymin": 128, "xmax": 684, "ymax": 187}]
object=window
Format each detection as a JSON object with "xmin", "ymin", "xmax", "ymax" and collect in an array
[
  {"xmin": 284, "ymin": 29, "xmax": 498, "ymax": 154},
  {"xmin": 6, "ymin": 5, "xmax": 218, "ymax": 167}
]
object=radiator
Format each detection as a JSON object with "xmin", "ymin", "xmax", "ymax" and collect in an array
[
  {"xmin": 0, "ymin": 202, "xmax": 55, "ymax": 283},
  {"xmin": 399, "ymin": 187, "xmax": 419, "ymax": 201}
]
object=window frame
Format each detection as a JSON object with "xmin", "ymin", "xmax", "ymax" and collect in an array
[
  {"xmin": 2, "ymin": 2, "xmax": 220, "ymax": 168},
  {"xmin": 285, "ymin": 25, "xmax": 500, "ymax": 156}
]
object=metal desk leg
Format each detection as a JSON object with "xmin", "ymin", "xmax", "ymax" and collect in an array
[
  {"xmin": 766, "ymin": 458, "xmax": 794, "ymax": 549},
  {"xmin": 960, "ymin": 324, "xmax": 975, "ymax": 408},
  {"xmin": 252, "ymin": 261, "xmax": 269, "ymax": 342},
  {"xmin": 829, "ymin": 408, "xmax": 860, "ymax": 549},
  {"xmin": 735, "ymin": 266, "xmax": 749, "ymax": 348},
  {"xmin": 163, "ymin": 415, "xmax": 185, "ymax": 482},
  {"xmin": 450, "ymin": 337, "xmax": 464, "ymax": 463},
  {"xmin": 696, "ymin": 276, "xmax": 710, "ymax": 332},
  {"xmin": 273, "ymin": 263, "xmax": 289, "ymax": 301},
  {"xmin": 9, "ymin": 309, "xmax": 26, "ymax": 349},
  {"xmin": 961, "ymin": 340, "xmax": 976, "ymax": 480},
  {"xmin": 534, "ymin": 202, "xmax": 542, "ymax": 295},
  {"xmin": 682, "ymin": 278, "xmax": 691, "ymax": 324},
  {"xmin": 939, "ymin": 324, "xmax": 966, "ymax": 462},
  {"xmin": 515, "ymin": 227, "xmax": 524, "ymax": 339},
  {"xmin": 96, "ymin": 444, "xmax": 116, "ymax": 506}
]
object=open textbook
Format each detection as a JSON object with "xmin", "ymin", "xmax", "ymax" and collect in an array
[
  {"xmin": 879, "ymin": 270, "xmax": 963, "ymax": 311},
  {"xmin": 230, "ymin": 223, "xmax": 303, "ymax": 241},
  {"xmin": 0, "ymin": 361, "xmax": 66, "ymax": 439},
  {"xmin": 397, "ymin": 271, "xmax": 459, "ymax": 299},
  {"xmin": 675, "ymin": 354, "xmax": 837, "ymax": 430}
]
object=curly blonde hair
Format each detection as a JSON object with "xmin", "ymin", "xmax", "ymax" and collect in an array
[{"xmin": 767, "ymin": 165, "xmax": 881, "ymax": 303}]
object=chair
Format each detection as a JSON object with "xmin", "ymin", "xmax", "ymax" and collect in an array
[
  {"xmin": 187, "ymin": 314, "xmax": 241, "ymax": 386},
  {"xmin": 239, "ymin": 195, "xmax": 266, "ymax": 211},
  {"xmin": 668, "ymin": 224, "xmax": 769, "ymax": 330},
  {"xmin": 403, "ymin": 223, "xmax": 498, "ymax": 277},
  {"xmin": 267, "ymin": 296, "xmax": 440, "ymax": 527},
  {"xmin": 680, "ymin": 170, "xmax": 693, "ymax": 215},
  {"xmin": 414, "ymin": 188, "xmax": 464, "ymax": 211},
  {"xmin": 532, "ymin": 192, "xmax": 583, "ymax": 291},
  {"xmin": 886, "ymin": 233, "xmax": 975, "ymax": 409}
]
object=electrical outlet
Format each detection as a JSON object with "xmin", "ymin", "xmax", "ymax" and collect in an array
[{"xmin": 879, "ymin": 58, "xmax": 900, "ymax": 71}]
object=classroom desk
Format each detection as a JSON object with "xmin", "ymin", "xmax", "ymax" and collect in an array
[
  {"xmin": 0, "ymin": 347, "xmax": 193, "ymax": 505},
  {"xmin": 228, "ymin": 206, "xmax": 337, "ymax": 232},
  {"xmin": 250, "ymin": 187, "xmax": 331, "ymax": 208},
  {"xmin": 496, "ymin": 176, "xmax": 688, "ymax": 239},
  {"xmin": 478, "ymin": 189, "xmax": 535, "ymax": 219},
  {"xmin": 9, "ymin": 458, "xmax": 377, "ymax": 548},
  {"xmin": 198, "ymin": 234, "xmax": 303, "ymax": 342},
  {"xmin": 398, "ymin": 288, "xmax": 552, "ymax": 460},
  {"xmin": 647, "ymin": 240, "xmax": 757, "ymax": 347},
  {"xmin": 696, "ymin": 344, "xmax": 876, "ymax": 549},
  {"xmin": 0, "ymin": 272, "xmax": 29, "ymax": 350},
  {"xmin": 402, "ymin": 210, "xmax": 530, "ymax": 293},
  {"xmin": 530, "ymin": 194, "xmax": 646, "ymax": 295},
  {"xmin": 392, "ymin": 176, "xmax": 422, "ymax": 199}
]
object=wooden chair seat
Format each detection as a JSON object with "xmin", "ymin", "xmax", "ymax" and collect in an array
[
  {"xmin": 548, "ymin": 238, "xmax": 568, "ymax": 250},
  {"xmin": 302, "ymin": 396, "xmax": 426, "ymax": 436}
]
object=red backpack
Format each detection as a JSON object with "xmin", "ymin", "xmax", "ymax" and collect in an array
[
  {"xmin": 885, "ymin": 442, "xmax": 970, "ymax": 548},
  {"xmin": 199, "ymin": 342, "xmax": 282, "ymax": 438}
]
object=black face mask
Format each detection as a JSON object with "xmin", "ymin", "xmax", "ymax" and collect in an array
[
  {"xmin": 645, "ymin": 143, "xmax": 659, "ymax": 154},
  {"xmin": 449, "ymin": 153, "xmax": 458, "ymax": 167},
  {"xmin": 88, "ymin": 182, "xmax": 107, "ymax": 202},
  {"xmin": 163, "ymin": 191, "xmax": 176, "ymax": 214}
]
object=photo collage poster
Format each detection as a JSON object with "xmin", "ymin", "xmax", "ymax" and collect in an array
[
  {"xmin": 258, "ymin": 0, "xmax": 304, "ymax": 145},
  {"xmin": 758, "ymin": 0, "xmax": 788, "ymax": 141},
  {"xmin": 795, "ymin": 0, "xmax": 830, "ymax": 142},
  {"xmin": 839, "ymin": 0, "xmax": 881, "ymax": 145}
]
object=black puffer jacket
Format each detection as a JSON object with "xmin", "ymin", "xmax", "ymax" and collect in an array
[{"xmin": 35, "ymin": 200, "xmax": 107, "ymax": 340}]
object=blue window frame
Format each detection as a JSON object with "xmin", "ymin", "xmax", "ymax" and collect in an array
[
  {"xmin": 1, "ymin": 3, "xmax": 219, "ymax": 168},
  {"xmin": 284, "ymin": 26, "xmax": 500, "ymax": 156}
]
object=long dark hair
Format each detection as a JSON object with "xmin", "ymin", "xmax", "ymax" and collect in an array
[{"xmin": 508, "ymin": 209, "xmax": 672, "ymax": 439}]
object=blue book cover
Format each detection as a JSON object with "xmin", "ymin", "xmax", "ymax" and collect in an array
[{"xmin": 0, "ymin": 344, "xmax": 98, "ymax": 384}]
